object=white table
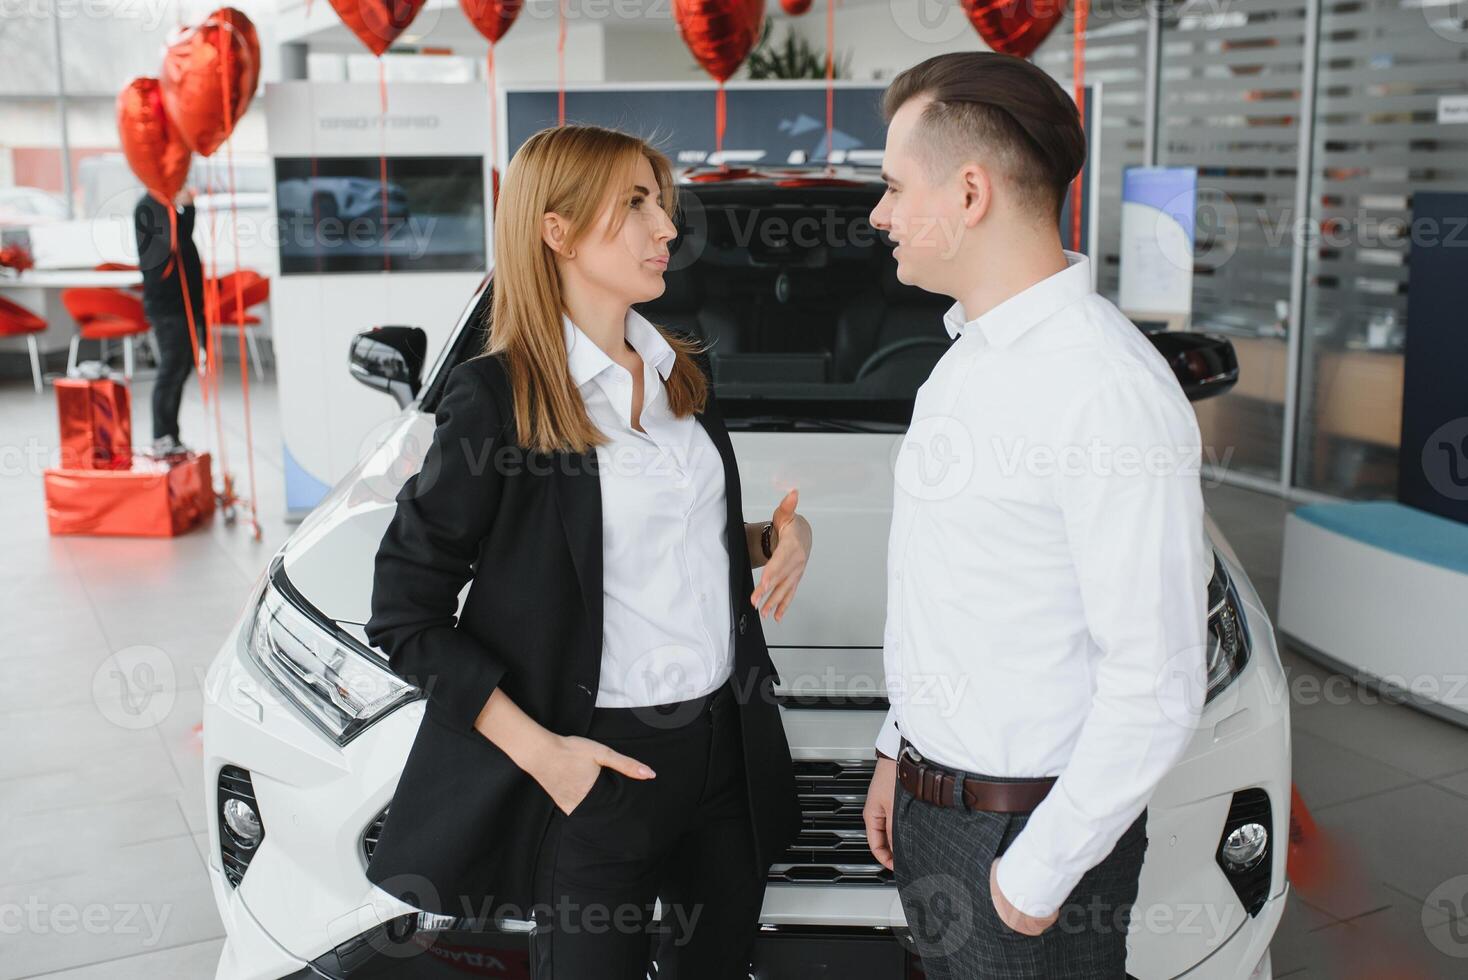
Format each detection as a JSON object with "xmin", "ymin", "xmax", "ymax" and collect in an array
[
  {"xmin": 5, "ymin": 269, "xmax": 142, "ymax": 288},
  {"xmin": 0, "ymin": 268, "xmax": 151, "ymax": 388}
]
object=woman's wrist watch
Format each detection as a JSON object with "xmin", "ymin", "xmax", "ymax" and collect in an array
[{"xmin": 760, "ymin": 521, "xmax": 776, "ymax": 560}]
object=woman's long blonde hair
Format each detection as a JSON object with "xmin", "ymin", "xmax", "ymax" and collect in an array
[{"xmin": 478, "ymin": 125, "xmax": 708, "ymax": 455}]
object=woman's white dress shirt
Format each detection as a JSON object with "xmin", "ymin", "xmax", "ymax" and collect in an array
[
  {"xmin": 563, "ymin": 308, "xmax": 734, "ymax": 709},
  {"xmin": 876, "ymin": 251, "xmax": 1209, "ymax": 918}
]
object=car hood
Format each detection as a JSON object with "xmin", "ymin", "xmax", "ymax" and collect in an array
[
  {"xmin": 278, "ymin": 410, "xmax": 429, "ymax": 631},
  {"xmin": 278, "ymin": 411, "xmax": 1222, "ymax": 699},
  {"xmin": 276, "ymin": 415, "xmax": 904, "ymax": 627}
]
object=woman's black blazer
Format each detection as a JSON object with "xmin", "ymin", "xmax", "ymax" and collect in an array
[{"xmin": 362, "ymin": 349, "xmax": 801, "ymax": 919}]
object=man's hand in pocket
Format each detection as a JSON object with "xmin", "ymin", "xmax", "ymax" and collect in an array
[{"xmin": 989, "ymin": 859, "xmax": 1058, "ymax": 936}]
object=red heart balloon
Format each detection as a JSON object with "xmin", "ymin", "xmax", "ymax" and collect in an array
[
  {"xmin": 117, "ymin": 78, "xmax": 192, "ymax": 204},
  {"xmin": 160, "ymin": 7, "xmax": 260, "ymax": 157},
  {"xmin": 675, "ymin": 0, "xmax": 766, "ymax": 84},
  {"xmin": 329, "ymin": 0, "xmax": 428, "ymax": 56},
  {"xmin": 215, "ymin": 7, "xmax": 261, "ymax": 102},
  {"xmin": 780, "ymin": 0, "xmax": 813, "ymax": 14},
  {"xmin": 459, "ymin": 0, "xmax": 523, "ymax": 44},
  {"xmin": 961, "ymin": 0, "xmax": 1065, "ymax": 59}
]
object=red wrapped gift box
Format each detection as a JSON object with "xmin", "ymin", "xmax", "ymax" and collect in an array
[
  {"xmin": 44, "ymin": 452, "xmax": 214, "ymax": 537},
  {"xmin": 56, "ymin": 376, "xmax": 133, "ymax": 469}
]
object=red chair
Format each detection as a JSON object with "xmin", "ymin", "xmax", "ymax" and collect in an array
[
  {"xmin": 0, "ymin": 295, "xmax": 47, "ymax": 393},
  {"xmin": 60, "ymin": 287, "xmax": 152, "ymax": 380},
  {"xmin": 211, "ymin": 269, "xmax": 271, "ymax": 381}
]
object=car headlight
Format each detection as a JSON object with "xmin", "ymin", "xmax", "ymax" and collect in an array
[
  {"xmin": 241, "ymin": 556, "xmax": 419, "ymax": 745},
  {"xmin": 1204, "ymin": 552, "xmax": 1252, "ymax": 703}
]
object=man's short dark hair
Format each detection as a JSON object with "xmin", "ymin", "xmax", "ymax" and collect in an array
[{"xmin": 882, "ymin": 52, "xmax": 1086, "ymax": 219}]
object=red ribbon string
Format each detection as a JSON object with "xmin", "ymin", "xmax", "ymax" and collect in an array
[
  {"xmin": 220, "ymin": 36, "xmax": 261, "ymax": 539},
  {"xmin": 716, "ymin": 83, "xmax": 727, "ymax": 157},
  {"xmin": 203, "ymin": 165, "xmax": 228, "ymax": 503},
  {"xmin": 166, "ymin": 204, "xmax": 207, "ymax": 419},
  {"xmin": 487, "ymin": 44, "xmax": 498, "ymax": 217},
  {"xmin": 379, "ymin": 57, "xmax": 391, "ymax": 275},
  {"xmin": 207, "ymin": 56, "xmax": 231, "ymax": 512}
]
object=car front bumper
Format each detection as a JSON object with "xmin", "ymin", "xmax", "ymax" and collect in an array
[
  {"xmin": 231, "ymin": 883, "xmax": 1283, "ymax": 980},
  {"xmin": 204, "ymin": 565, "xmax": 1289, "ymax": 980}
]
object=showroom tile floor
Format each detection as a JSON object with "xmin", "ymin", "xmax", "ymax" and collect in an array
[{"xmin": 2, "ymin": 365, "xmax": 1466, "ymax": 978}]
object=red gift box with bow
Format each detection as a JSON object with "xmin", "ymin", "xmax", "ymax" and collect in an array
[
  {"xmin": 44, "ymin": 452, "xmax": 214, "ymax": 537},
  {"xmin": 55, "ymin": 376, "xmax": 133, "ymax": 470}
]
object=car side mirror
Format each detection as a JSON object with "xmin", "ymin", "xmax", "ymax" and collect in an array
[
  {"xmin": 349, "ymin": 326, "xmax": 427, "ymax": 410},
  {"xmin": 1148, "ymin": 331, "xmax": 1239, "ymax": 402}
]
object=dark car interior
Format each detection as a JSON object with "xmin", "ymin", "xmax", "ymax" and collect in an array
[
  {"xmin": 423, "ymin": 182, "xmax": 955, "ymax": 425},
  {"xmin": 407, "ymin": 177, "xmax": 1239, "ymax": 430},
  {"xmin": 632, "ymin": 187, "xmax": 953, "ymax": 419}
]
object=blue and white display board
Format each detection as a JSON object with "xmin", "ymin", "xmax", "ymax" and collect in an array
[
  {"xmin": 501, "ymin": 80, "xmax": 1099, "ymax": 284},
  {"xmin": 264, "ymin": 82, "xmax": 493, "ymax": 518},
  {"xmin": 1118, "ymin": 166, "xmax": 1197, "ymax": 328}
]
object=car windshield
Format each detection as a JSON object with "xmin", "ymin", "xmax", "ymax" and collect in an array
[
  {"xmin": 432, "ymin": 182, "xmax": 954, "ymax": 430},
  {"xmin": 641, "ymin": 185, "xmax": 952, "ymax": 430}
]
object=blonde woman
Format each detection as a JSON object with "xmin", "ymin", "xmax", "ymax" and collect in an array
[{"xmin": 363, "ymin": 124, "xmax": 810, "ymax": 980}]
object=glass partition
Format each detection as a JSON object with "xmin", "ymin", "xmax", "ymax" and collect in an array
[
  {"xmin": 1294, "ymin": 0, "xmax": 1468, "ymax": 498},
  {"xmin": 1155, "ymin": 1, "xmax": 1314, "ymax": 484}
]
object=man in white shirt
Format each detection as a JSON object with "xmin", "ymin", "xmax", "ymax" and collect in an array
[{"xmin": 861, "ymin": 52, "xmax": 1209, "ymax": 978}]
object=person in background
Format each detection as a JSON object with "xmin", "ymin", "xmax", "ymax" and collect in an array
[{"xmin": 134, "ymin": 187, "xmax": 207, "ymax": 458}]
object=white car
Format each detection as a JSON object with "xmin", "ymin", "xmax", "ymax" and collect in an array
[
  {"xmin": 202, "ymin": 168, "xmax": 1289, "ymax": 980},
  {"xmin": 0, "ymin": 186, "xmax": 69, "ymax": 229}
]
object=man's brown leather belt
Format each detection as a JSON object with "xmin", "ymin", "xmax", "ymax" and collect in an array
[{"xmin": 896, "ymin": 738, "xmax": 1056, "ymax": 813}]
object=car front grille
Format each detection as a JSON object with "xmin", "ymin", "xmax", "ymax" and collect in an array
[
  {"xmin": 365, "ymin": 761, "xmax": 894, "ymax": 887},
  {"xmin": 768, "ymin": 759, "xmax": 893, "ymax": 886}
]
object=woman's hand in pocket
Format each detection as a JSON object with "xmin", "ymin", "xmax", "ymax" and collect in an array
[{"xmin": 535, "ymin": 735, "xmax": 656, "ymax": 816}]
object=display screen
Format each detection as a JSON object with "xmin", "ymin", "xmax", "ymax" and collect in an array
[{"xmin": 274, "ymin": 156, "xmax": 486, "ymax": 275}]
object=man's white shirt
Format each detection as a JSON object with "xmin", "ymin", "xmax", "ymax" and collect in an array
[{"xmin": 876, "ymin": 250, "xmax": 1209, "ymax": 918}]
